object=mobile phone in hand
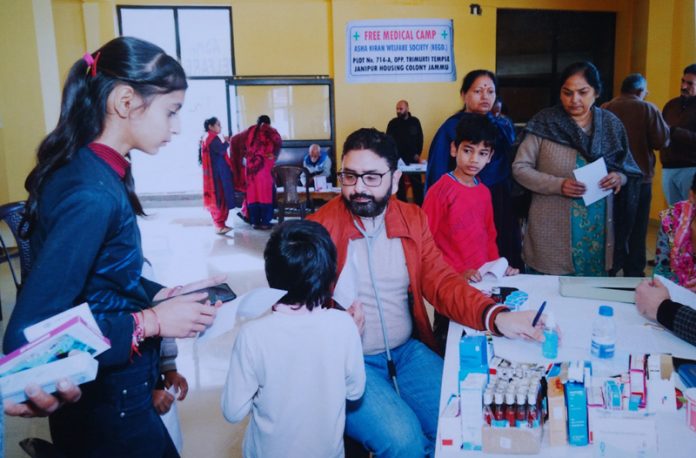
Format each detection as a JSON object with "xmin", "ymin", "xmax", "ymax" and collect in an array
[{"xmin": 191, "ymin": 283, "xmax": 237, "ymax": 304}]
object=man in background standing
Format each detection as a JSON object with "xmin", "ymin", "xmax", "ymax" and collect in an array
[
  {"xmin": 386, "ymin": 100, "xmax": 424, "ymax": 205},
  {"xmin": 603, "ymin": 73, "xmax": 669, "ymax": 276},
  {"xmin": 661, "ymin": 64, "xmax": 696, "ymax": 205}
]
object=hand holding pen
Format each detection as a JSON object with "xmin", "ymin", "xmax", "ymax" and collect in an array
[{"xmin": 532, "ymin": 301, "xmax": 547, "ymax": 327}]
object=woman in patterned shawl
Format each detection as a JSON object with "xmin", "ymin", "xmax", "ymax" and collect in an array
[{"xmin": 512, "ymin": 61, "xmax": 642, "ymax": 276}]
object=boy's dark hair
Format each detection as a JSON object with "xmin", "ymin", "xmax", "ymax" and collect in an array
[
  {"xmin": 691, "ymin": 171, "xmax": 696, "ymax": 192},
  {"xmin": 264, "ymin": 220, "xmax": 337, "ymax": 310},
  {"xmin": 342, "ymin": 128, "xmax": 399, "ymax": 171},
  {"xmin": 684, "ymin": 64, "xmax": 696, "ymax": 76},
  {"xmin": 453, "ymin": 113, "xmax": 498, "ymax": 149}
]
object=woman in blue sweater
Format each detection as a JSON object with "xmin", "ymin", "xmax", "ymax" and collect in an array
[{"xmin": 3, "ymin": 37, "xmax": 220, "ymax": 457}]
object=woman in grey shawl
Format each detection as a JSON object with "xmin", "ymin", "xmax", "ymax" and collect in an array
[{"xmin": 513, "ymin": 61, "xmax": 642, "ymax": 276}]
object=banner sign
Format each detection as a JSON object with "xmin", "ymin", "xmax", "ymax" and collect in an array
[{"xmin": 346, "ymin": 18, "xmax": 455, "ymax": 83}]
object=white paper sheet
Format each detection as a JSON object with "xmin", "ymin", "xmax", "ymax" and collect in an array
[
  {"xmin": 654, "ymin": 274, "xmax": 696, "ymax": 307},
  {"xmin": 313, "ymin": 175, "xmax": 327, "ymax": 191},
  {"xmin": 573, "ymin": 157, "xmax": 612, "ymax": 206},
  {"xmin": 478, "ymin": 257, "xmax": 508, "ymax": 280},
  {"xmin": 197, "ymin": 288, "xmax": 286, "ymax": 343}
]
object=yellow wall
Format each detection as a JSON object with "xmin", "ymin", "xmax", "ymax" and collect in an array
[
  {"xmin": 1, "ymin": 0, "xmax": 695, "ymax": 213},
  {"xmin": 0, "ymin": 0, "xmax": 52, "ymax": 202},
  {"xmin": 53, "ymin": 0, "xmax": 87, "ymax": 81},
  {"xmin": 644, "ymin": 0, "xmax": 696, "ymax": 218}
]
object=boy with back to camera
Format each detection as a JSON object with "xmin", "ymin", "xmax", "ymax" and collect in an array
[
  {"xmin": 221, "ymin": 220, "xmax": 366, "ymax": 458},
  {"xmin": 423, "ymin": 113, "xmax": 519, "ymax": 282}
]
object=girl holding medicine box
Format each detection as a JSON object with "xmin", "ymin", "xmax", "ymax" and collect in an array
[{"xmin": 3, "ymin": 37, "xmax": 222, "ymax": 457}]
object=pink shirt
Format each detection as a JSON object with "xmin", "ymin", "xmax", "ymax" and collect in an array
[{"xmin": 422, "ymin": 173, "xmax": 498, "ymax": 273}]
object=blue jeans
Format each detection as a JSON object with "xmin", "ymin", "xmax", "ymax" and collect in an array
[
  {"xmin": 662, "ymin": 167, "xmax": 696, "ymax": 205},
  {"xmin": 50, "ymin": 343, "xmax": 179, "ymax": 457},
  {"xmin": 346, "ymin": 338, "xmax": 443, "ymax": 458}
]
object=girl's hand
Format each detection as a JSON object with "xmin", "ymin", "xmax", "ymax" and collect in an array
[
  {"xmin": 153, "ymin": 274, "xmax": 228, "ymax": 302},
  {"xmin": 504, "ymin": 266, "xmax": 520, "ymax": 277},
  {"xmin": 163, "ymin": 370, "xmax": 189, "ymax": 401},
  {"xmin": 561, "ymin": 178, "xmax": 586, "ymax": 198},
  {"xmin": 4, "ymin": 379, "xmax": 81, "ymax": 418},
  {"xmin": 463, "ymin": 269, "xmax": 482, "ymax": 283},
  {"xmin": 599, "ymin": 172, "xmax": 623, "ymax": 194},
  {"xmin": 152, "ymin": 389, "xmax": 175, "ymax": 415},
  {"xmin": 150, "ymin": 293, "xmax": 219, "ymax": 338}
]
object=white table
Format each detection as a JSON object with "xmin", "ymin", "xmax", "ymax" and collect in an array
[{"xmin": 436, "ymin": 274, "xmax": 696, "ymax": 457}]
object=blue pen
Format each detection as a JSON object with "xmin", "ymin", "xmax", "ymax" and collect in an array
[{"xmin": 532, "ymin": 301, "xmax": 547, "ymax": 327}]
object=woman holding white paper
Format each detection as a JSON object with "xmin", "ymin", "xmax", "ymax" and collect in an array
[{"xmin": 512, "ymin": 61, "xmax": 642, "ymax": 275}]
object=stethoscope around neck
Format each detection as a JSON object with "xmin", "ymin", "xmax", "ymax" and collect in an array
[{"xmin": 352, "ymin": 217, "xmax": 400, "ymax": 396}]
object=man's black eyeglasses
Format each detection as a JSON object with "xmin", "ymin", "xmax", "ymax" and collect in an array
[{"xmin": 338, "ymin": 170, "xmax": 392, "ymax": 187}]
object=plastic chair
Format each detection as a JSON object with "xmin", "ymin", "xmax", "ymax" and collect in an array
[
  {"xmin": 272, "ymin": 165, "xmax": 314, "ymax": 222},
  {"xmin": 0, "ymin": 201, "xmax": 31, "ymax": 320}
]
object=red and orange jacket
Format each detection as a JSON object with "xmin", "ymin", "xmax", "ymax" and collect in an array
[{"xmin": 309, "ymin": 196, "xmax": 507, "ymax": 352}]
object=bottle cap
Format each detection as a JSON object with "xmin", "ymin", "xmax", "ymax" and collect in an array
[
  {"xmin": 599, "ymin": 305, "xmax": 614, "ymax": 317},
  {"xmin": 544, "ymin": 311, "xmax": 556, "ymax": 329},
  {"xmin": 505, "ymin": 392, "xmax": 515, "ymax": 404},
  {"xmin": 495, "ymin": 392, "xmax": 504, "ymax": 404},
  {"xmin": 527, "ymin": 392, "xmax": 537, "ymax": 404},
  {"xmin": 484, "ymin": 392, "xmax": 493, "ymax": 404},
  {"xmin": 516, "ymin": 392, "xmax": 526, "ymax": 404}
]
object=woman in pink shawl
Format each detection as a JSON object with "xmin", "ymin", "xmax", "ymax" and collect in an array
[
  {"xmin": 654, "ymin": 172, "xmax": 696, "ymax": 290},
  {"xmin": 245, "ymin": 115, "xmax": 282, "ymax": 230}
]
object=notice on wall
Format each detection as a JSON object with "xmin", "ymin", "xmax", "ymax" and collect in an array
[{"xmin": 346, "ymin": 18, "xmax": 455, "ymax": 84}]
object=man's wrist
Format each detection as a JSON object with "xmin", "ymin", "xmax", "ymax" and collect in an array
[
  {"xmin": 486, "ymin": 305, "xmax": 509, "ymax": 335},
  {"xmin": 656, "ymin": 299, "xmax": 681, "ymax": 330}
]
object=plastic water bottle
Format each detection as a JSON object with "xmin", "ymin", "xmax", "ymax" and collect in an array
[{"xmin": 591, "ymin": 305, "xmax": 616, "ymax": 359}]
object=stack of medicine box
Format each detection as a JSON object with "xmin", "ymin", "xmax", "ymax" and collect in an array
[{"xmin": 458, "ymin": 334, "xmax": 492, "ymax": 451}]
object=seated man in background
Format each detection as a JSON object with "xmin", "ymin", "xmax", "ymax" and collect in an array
[{"xmin": 303, "ymin": 143, "xmax": 332, "ymax": 183}]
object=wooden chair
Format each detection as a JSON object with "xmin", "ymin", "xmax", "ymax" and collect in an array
[{"xmin": 272, "ymin": 165, "xmax": 313, "ymax": 222}]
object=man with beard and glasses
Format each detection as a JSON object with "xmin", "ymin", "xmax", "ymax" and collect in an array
[
  {"xmin": 309, "ymin": 128, "xmax": 545, "ymax": 458},
  {"xmin": 386, "ymin": 100, "xmax": 424, "ymax": 205}
]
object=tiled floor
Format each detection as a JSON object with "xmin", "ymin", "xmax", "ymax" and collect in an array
[{"xmin": 0, "ymin": 206, "xmax": 660, "ymax": 457}]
